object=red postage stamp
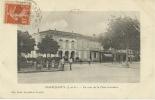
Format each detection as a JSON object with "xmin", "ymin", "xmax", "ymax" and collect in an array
[{"xmin": 4, "ymin": 2, "xmax": 31, "ymax": 25}]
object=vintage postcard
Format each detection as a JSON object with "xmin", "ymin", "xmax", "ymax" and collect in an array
[{"xmin": 0, "ymin": 0, "xmax": 155, "ymax": 99}]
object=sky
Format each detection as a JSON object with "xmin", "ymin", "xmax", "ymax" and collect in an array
[{"xmin": 18, "ymin": 11, "xmax": 139, "ymax": 36}]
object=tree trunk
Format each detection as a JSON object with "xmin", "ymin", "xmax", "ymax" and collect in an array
[{"xmin": 46, "ymin": 53, "xmax": 49, "ymax": 69}]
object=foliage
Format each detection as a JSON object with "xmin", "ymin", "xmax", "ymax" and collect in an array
[
  {"xmin": 99, "ymin": 17, "xmax": 140, "ymax": 51},
  {"xmin": 37, "ymin": 35, "xmax": 60, "ymax": 56},
  {"xmin": 18, "ymin": 30, "xmax": 35, "ymax": 54}
]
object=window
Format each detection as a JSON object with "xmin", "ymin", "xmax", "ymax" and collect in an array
[
  {"xmin": 94, "ymin": 52, "xmax": 96, "ymax": 58},
  {"xmin": 71, "ymin": 40, "xmax": 74, "ymax": 49},
  {"xmin": 59, "ymin": 39, "xmax": 63, "ymax": 49},
  {"xmin": 65, "ymin": 40, "xmax": 69, "ymax": 49}
]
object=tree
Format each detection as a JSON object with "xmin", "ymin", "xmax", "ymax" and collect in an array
[
  {"xmin": 37, "ymin": 35, "xmax": 60, "ymax": 60},
  {"xmin": 98, "ymin": 16, "xmax": 140, "ymax": 65},
  {"xmin": 17, "ymin": 30, "xmax": 35, "ymax": 71},
  {"xmin": 99, "ymin": 16, "xmax": 140, "ymax": 51},
  {"xmin": 18, "ymin": 30, "xmax": 35, "ymax": 55}
]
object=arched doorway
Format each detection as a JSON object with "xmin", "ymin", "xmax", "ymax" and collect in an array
[
  {"xmin": 70, "ymin": 51, "xmax": 75, "ymax": 59},
  {"xmin": 58, "ymin": 51, "xmax": 63, "ymax": 58},
  {"xmin": 64, "ymin": 51, "xmax": 69, "ymax": 61},
  {"xmin": 70, "ymin": 51, "xmax": 75, "ymax": 61}
]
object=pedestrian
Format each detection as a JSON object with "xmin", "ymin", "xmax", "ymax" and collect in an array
[
  {"xmin": 112, "ymin": 55, "xmax": 116, "ymax": 64},
  {"xmin": 69, "ymin": 58, "xmax": 73, "ymax": 70},
  {"xmin": 60, "ymin": 57, "xmax": 65, "ymax": 71},
  {"xmin": 88, "ymin": 58, "xmax": 91, "ymax": 66}
]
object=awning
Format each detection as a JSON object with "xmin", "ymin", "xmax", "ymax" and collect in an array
[{"xmin": 104, "ymin": 54, "xmax": 113, "ymax": 57}]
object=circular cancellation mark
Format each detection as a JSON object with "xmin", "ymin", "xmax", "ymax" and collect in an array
[{"xmin": 18, "ymin": 0, "xmax": 42, "ymax": 30}]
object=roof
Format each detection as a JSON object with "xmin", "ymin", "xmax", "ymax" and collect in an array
[{"xmin": 33, "ymin": 29, "xmax": 99, "ymax": 41}]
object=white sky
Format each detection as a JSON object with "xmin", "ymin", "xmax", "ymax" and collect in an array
[{"xmin": 19, "ymin": 11, "xmax": 139, "ymax": 36}]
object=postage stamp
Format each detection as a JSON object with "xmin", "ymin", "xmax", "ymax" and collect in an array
[
  {"xmin": 4, "ymin": 2, "xmax": 31, "ymax": 25},
  {"xmin": 17, "ymin": 0, "xmax": 42, "ymax": 30}
]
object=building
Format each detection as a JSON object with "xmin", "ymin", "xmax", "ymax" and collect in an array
[
  {"xmin": 28, "ymin": 29, "xmax": 103, "ymax": 62},
  {"xmin": 19, "ymin": 29, "xmax": 140, "ymax": 62},
  {"xmin": 115, "ymin": 49, "xmax": 140, "ymax": 62}
]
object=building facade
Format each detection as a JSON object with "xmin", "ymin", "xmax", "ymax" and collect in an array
[{"xmin": 28, "ymin": 29, "xmax": 103, "ymax": 62}]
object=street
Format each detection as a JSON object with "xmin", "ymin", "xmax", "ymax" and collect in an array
[{"xmin": 18, "ymin": 62, "xmax": 140, "ymax": 83}]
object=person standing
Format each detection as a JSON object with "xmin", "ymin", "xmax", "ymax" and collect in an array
[
  {"xmin": 69, "ymin": 58, "xmax": 73, "ymax": 70},
  {"xmin": 88, "ymin": 58, "xmax": 91, "ymax": 66},
  {"xmin": 60, "ymin": 57, "xmax": 65, "ymax": 71}
]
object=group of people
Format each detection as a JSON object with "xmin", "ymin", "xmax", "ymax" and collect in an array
[{"xmin": 60, "ymin": 57, "xmax": 73, "ymax": 71}]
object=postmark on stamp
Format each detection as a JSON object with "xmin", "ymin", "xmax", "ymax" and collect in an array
[
  {"xmin": 4, "ymin": 0, "xmax": 42, "ymax": 28},
  {"xmin": 4, "ymin": 2, "xmax": 31, "ymax": 25}
]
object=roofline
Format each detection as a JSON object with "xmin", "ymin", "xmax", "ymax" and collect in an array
[{"xmin": 32, "ymin": 29, "xmax": 99, "ymax": 42}]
